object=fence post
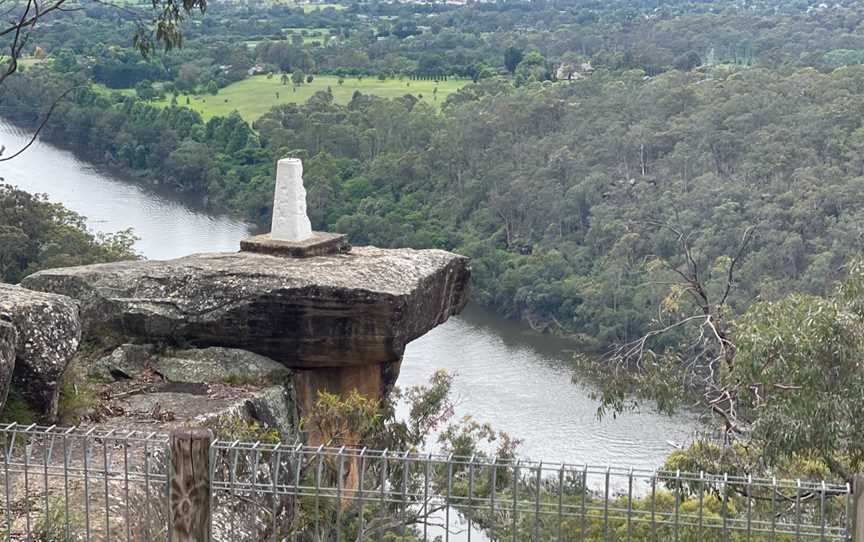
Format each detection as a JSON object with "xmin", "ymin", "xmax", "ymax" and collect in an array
[
  {"xmin": 170, "ymin": 427, "xmax": 214, "ymax": 542},
  {"xmin": 854, "ymin": 475, "xmax": 864, "ymax": 542}
]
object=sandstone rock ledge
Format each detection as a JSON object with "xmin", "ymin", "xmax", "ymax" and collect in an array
[{"xmin": 22, "ymin": 247, "xmax": 470, "ymax": 369}]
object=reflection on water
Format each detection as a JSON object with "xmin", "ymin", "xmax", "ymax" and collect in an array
[
  {"xmin": 402, "ymin": 304, "xmax": 696, "ymax": 468},
  {"xmin": 0, "ymin": 120, "xmax": 698, "ymax": 474},
  {"xmin": 0, "ymin": 122, "xmax": 253, "ymax": 259}
]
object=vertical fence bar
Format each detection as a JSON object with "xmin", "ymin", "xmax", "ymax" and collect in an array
[
  {"xmin": 468, "ymin": 455, "xmax": 475, "ymax": 542},
  {"xmin": 358, "ymin": 448, "xmax": 367, "ymax": 542},
  {"xmin": 42, "ymin": 430, "xmax": 52, "ymax": 542},
  {"xmin": 746, "ymin": 474, "xmax": 753, "ymax": 542},
  {"xmin": 580, "ymin": 466, "xmax": 587, "ymax": 541},
  {"xmin": 512, "ymin": 460, "xmax": 520, "ymax": 542},
  {"xmin": 144, "ymin": 437, "xmax": 151, "ymax": 542},
  {"xmin": 63, "ymin": 429, "xmax": 73, "ymax": 542},
  {"xmin": 3, "ymin": 428, "xmax": 12, "ymax": 541},
  {"xmin": 84, "ymin": 429, "xmax": 92, "ymax": 542},
  {"xmin": 23, "ymin": 428, "xmax": 31, "ymax": 541},
  {"xmin": 2, "ymin": 427, "xmax": 10, "ymax": 541},
  {"xmin": 821, "ymin": 480, "xmax": 827, "ymax": 542},
  {"xmin": 423, "ymin": 452, "xmax": 430, "ymax": 542},
  {"xmin": 490, "ymin": 458, "xmax": 497, "ymax": 540},
  {"xmin": 446, "ymin": 453, "xmax": 453, "ymax": 542},
  {"xmin": 271, "ymin": 444, "xmax": 282, "ymax": 542},
  {"xmin": 651, "ymin": 473, "xmax": 657, "ymax": 542},
  {"xmin": 627, "ymin": 468, "xmax": 633, "ymax": 542},
  {"xmin": 291, "ymin": 444, "xmax": 302, "ymax": 542},
  {"xmin": 229, "ymin": 441, "xmax": 240, "ymax": 542},
  {"xmin": 771, "ymin": 476, "xmax": 777, "ymax": 542},
  {"xmin": 605, "ymin": 467, "xmax": 612, "ymax": 542},
  {"xmin": 380, "ymin": 450, "xmax": 388, "ymax": 541},
  {"xmin": 796, "ymin": 479, "xmax": 802, "ymax": 542},
  {"xmin": 336, "ymin": 447, "xmax": 344, "ymax": 542},
  {"xmin": 558, "ymin": 464, "xmax": 565, "ymax": 542},
  {"xmin": 314, "ymin": 445, "xmax": 323, "ymax": 541},
  {"xmin": 400, "ymin": 451, "xmax": 409, "ymax": 538},
  {"xmin": 251, "ymin": 443, "xmax": 261, "ymax": 538},
  {"xmin": 124, "ymin": 438, "xmax": 130, "ymax": 542},
  {"xmin": 698, "ymin": 472, "xmax": 704, "ymax": 538},
  {"xmin": 674, "ymin": 470, "xmax": 680, "ymax": 542},
  {"xmin": 535, "ymin": 462, "xmax": 542, "ymax": 542},
  {"xmin": 722, "ymin": 473, "xmax": 729, "ymax": 542},
  {"xmin": 169, "ymin": 427, "xmax": 213, "ymax": 542},
  {"xmin": 207, "ymin": 442, "xmax": 217, "ymax": 537},
  {"xmin": 850, "ymin": 477, "xmax": 860, "ymax": 542},
  {"xmin": 103, "ymin": 432, "xmax": 113, "ymax": 542}
]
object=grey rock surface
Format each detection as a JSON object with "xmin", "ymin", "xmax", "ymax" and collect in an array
[
  {"xmin": 0, "ymin": 284, "xmax": 81, "ymax": 417},
  {"xmin": 0, "ymin": 314, "xmax": 17, "ymax": 412},
  {"xmin": 22, "ymin": 247, "xmax": 470, "ymax": 368},
  {"xmin": 92, "ymin": 343, "xmax": 155, "ymax": 380},
  {"xmin": 108, "ymin": 384, "xmax": 294, "ymax": 439},
  {"xmin": 152, "ymin": 346, "xmax": 290, "ymax": 385}
]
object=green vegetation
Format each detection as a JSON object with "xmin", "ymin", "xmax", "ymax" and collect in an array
[
  {"xmin": 0, "ymin": 185, "xmax": 138, "ymax": 284},
  {"xmin": 282, "ymin": 26, "xmax": 333, "ymax": 45},
  {"xmin": 150, "ymin": 75, "xmax": 466, "ymax": 121}
]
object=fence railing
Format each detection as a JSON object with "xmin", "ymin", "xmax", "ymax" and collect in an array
[
  {"xmin": 0, "ymin": 423, "xmax": 858, "ymax": 541},
  {"xmin": 0, "ymin": 423, "xmax": 170, "ymax": 542}
]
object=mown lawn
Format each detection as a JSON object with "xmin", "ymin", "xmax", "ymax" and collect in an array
[{"xmin": 152, "ymin": 75, "xmax": 469, "ymax": 122}]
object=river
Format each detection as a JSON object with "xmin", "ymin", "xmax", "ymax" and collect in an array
[{"xmin": 0, "ymin": 121, "xmax": 697, "ymax": 470}]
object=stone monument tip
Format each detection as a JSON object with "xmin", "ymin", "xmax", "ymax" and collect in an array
[{"xmin": 241, "ymin": 157, "xmax": 351, "ymax": 257}]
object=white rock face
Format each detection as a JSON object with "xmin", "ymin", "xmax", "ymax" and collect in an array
[{"xmin": 271, "ymin": 158, "xmax": 313, "ymax": 241}]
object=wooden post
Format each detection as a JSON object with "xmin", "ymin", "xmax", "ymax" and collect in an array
[
  {"xmin": 854, "ymin": 474, "xmax": 864, "ymax": 542},
  {"xmin": 170, "ymin": 427, "xmax": 213, "ymax": 542}
]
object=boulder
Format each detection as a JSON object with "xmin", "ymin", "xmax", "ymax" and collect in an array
[
  {"xmin": 152, "ymin": 346, "xmax": 290, "ymax": 385},
  {"xmin": 104, "ymin": 384, "xmax": 295, "ymax": 439},
  {"xmin": 0, "ymin": 314, "xmax": 17, "ymax": 412},
  {"xmin": 92, "ymin": 343, "xmax": 156, "ymax": 381},
  {"xmin": 22, "ymin": 247, "xmax": 470, "ymax": 369},
  {"xmin": 0, "ymin": 284, "xmax": 81, "ymax": 417}
]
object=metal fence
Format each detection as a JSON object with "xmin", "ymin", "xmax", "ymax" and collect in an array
[
  {"xmin": 0, "ymin": 423, "xmax": 169, "ymax": 541},
  {"xmin": 1, "ymin": 423, "xmax": 856, "ymax": 541}
]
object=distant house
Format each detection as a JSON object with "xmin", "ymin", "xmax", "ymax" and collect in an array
[
  {"xmin": 247, "ymin": 64, "xmax": 267, "ymax": 76},
  {"xmin": 556, "ymin": 61, "xmax": 594, "ymax": 81}
]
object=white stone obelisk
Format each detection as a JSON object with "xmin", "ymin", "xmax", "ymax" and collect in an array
[{"xmin": 271, "ymin": 158, "xmax": 313, "ymax": 242}]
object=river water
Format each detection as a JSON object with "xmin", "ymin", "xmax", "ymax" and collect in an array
[{"xmin": 0, "ymin": 121, "xmax": 697, "ymax": 470}]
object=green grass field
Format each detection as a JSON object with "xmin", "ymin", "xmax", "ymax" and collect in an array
[
  {"xmin": 239, "ymin": 0, "xmax": 346, "ymax": 10},
  {"xmin": 154, "ymin": 75, "xmax": 469, "ymax": 122},
  {"xmin": 283, "ymin": 27, "xmax": 332, "ymax": 44},
  {"xmin": 293, "ymin": 3, "xmax": 345, "ymax": 12},
  {"xmin": 16, "ymin": 57, "xmax": 46, "ymax": 69}
]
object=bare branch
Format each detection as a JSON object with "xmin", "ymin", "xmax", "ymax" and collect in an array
[
  {"xmin": 719, "ymin": 225, "xmax": 758, "ymax": 307},
  {"xmin": 0, "ymin": 85, "xmax": 85, "ymax": 162}
]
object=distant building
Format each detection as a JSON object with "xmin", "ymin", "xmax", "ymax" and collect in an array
[{"xmin": 556, "ymin": 61, "xmax": 594, "ymax": 81}]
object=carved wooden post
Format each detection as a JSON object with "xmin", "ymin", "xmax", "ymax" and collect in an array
[
  {"xmin": 854, "ymin": 474, "xmax": 864, "ymax": 542},
  {"xmin": 170, "ymin": 427, "xmax": 213, "ymax": 542}
]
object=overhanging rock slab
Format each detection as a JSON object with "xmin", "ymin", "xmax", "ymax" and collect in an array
[{"xmin": 21, "ymin": 247, "xmax": 470, "ymax": 369}]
